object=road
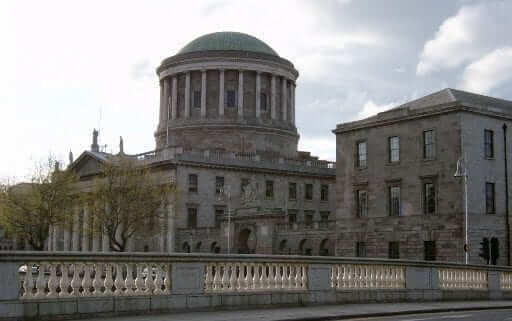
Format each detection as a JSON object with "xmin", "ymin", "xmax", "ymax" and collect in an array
[{"xmin": 343, "ymin": 309, "xmax": 512, "ymax": 321}]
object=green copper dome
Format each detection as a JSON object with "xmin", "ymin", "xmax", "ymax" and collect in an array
[{"xmin": 178, "ymin": 32, "xmax": 278, "ymax": 56}]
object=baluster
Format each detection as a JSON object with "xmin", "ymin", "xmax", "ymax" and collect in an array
[
  {"xmin": 103, "ymin": 264, "xmax": 114, "ymax": 296},
  {"xmin": 213, "ymin": 263, "xmax": 222, "ymax": 292},
  {"xmin": 253, "ymin": 263, "xmax": 260, "ymax": 290},
  {"xmin": 70, "ymin": 263, "xmax": 82, "ymax": 296},
  {"xmin": 204, "ymin": 264, "xmax": 213, "ymax": 292},
  {"xmin": 330, "ymin": 266, "xmax": 335, "ymax": 289},
  {"xmin": 294, "ymin": 264, "xmax": 300, "ymax": 289},
  {"xmin": 246, "ymin": 264, "xmax": 253, "ymax": 290},
  {"xmin": 134, "ymin": 264, "xmax": 145, "ymax": 295},
  {"xmin": 336, "ymin": 265, "xmax": 342, "ymax": 289},
  {"xmin": 221, "ymin": 264, "xmax": 229, "ymax": 292},
  {"xmin": 34, "ymin": 263, "xmax": 47, "ymax": 298},
  {"xmin": 125, "ymin": 264, "xmax": 135, "ymax": 295},
  {"xmin": 144, "ymin": 263, "xmax": 156, "ymax": 295},
  {"xmin": 273, "ymin": 264, "xmax": 280, "ymax": 289},
  {"xmin": 47, "ymin": 263, "xmax": 59, "ymax": 298},
  {"xmin": 163, "ymin": 264, "xmax": 171, "ymax": 294},
  {"xmin": 237, "ymin": 263, "xmax": 245, "ymax": 291},
  {"xmin": 92, "ymin": 263, "xmax": 103, "ymax": 296},
  {"xmin": 22, "ymin": 264, "xmax": 35, "ymax": 299},
  {"xmin": 114, "ymin": 263, "xmax": 125, "ymax": 295},
  {"xmin": 153, "ymin": 264, "xmax": 164, "ymax": 295},
  {"xmin": 278, "ymin": 264, "xmax": 285, "ymax": 289},
  {"xmin": 301, "ymin": 265, "xmax": 307, "ymax": 289},
  {"xmin": 82, "ymin": 263, "xmax": 93, "ymax": 296},
  {"xmin": 229, "ymin": 263, "xmax": 237, "ymax": 291}
]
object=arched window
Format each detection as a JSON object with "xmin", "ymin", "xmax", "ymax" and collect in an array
[
  {"xmin": 195, "ymin": 242, "xmax": 202, "ymax": 253},
  {"xmin": 211, "ymin": 241, "xmax": 220, "ymax": 254},
  {"xmin": 319, "ymin": 239, "xmax": 330, "ymax": 256},
  {"xmin": 279, "ymin": 240, "xmax": 288, "ymax": 254},
  {"xmin": 299, "ymin": 239, "xmax": 312, "ymax": 256},
  {"xmin": 182, "ymin": 242, "xmax": 191, "ymax": 253}
]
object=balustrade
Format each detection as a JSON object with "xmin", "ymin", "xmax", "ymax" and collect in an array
[
  {"xmin": 204, "ymin": 262, "xmax": 307, "ymax": 293},
  {"xmin": 331, "ymin": 264, "xmax": 405, "ymax": 289},
  {"xmin": 19, "ymin": 262, "xmax": 171, "ymax": 299},
  {"xmin": 501, "ymin": 272, "xmax": 512, "ymax": 290},
  {"xmin": 438, "ymin": 268, "xmax": 487, "ymax": 290}
]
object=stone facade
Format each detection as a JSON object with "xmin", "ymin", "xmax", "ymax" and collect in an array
[{"xmin": 334, "ymin": 89, "xmax": 512, "ymax": 265}]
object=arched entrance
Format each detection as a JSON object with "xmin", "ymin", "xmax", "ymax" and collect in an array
[
  {"xmin": 299, "ymin": 239, "xmax": 312, "ymax": 256},
  {"xmin": 319, "ymin": 239, "xmax": 330, "ymax": 256},
  {"xmin": 237, "ymin": 228, "xmax": 256, "ymax": 254}
]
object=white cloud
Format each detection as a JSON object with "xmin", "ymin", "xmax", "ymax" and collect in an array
[
  {"xmin": 356, "ymin": 100, "xmax": 397, "ymax": 120},
  {"xmin": 460, "ymin": 47, "xmax": 512, "ymax": 94}
]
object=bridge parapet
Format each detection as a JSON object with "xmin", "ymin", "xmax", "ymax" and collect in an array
[{"xmin": 1, "ymin": 252, "xmax": 512, "ymax": 320}]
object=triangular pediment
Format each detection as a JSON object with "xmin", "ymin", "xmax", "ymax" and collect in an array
[{"xmin": 69, "ymin": 151, "xmax": 110, "ymax": 177}]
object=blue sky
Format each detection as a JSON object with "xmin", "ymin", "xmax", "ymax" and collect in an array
[{"xmin": 1, "ymin": 0, "xmax": 511, "ymax": 180}]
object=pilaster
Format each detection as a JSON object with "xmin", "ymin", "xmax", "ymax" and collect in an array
[
  {"xmin": 219, "ymin": 69, "xmax": 225, "ymax": 116},
  {"xmin": 171, "ymin": 76, "xmax": 177, "ymax": 120},
  {"xmin": 282, "ymin": 77, "xmax": 287, "ymax": 121},
  {"xmin": 238, "ymin": 70, "xmax": 244, "ymax": 117},
  {"xmin": 256, "ymin": 72, "xmax": 261, "ymax": 118},
  {"xmin": 185, "ymin": 72, "xmax": 191, "ymax": 118},
  {"xmin": 201, "ymin": 70, "xmax": 207, "ymax": 118},
  {"xmin": 271, "ymin": 74, "xmax": 276, "ymax": 120}
]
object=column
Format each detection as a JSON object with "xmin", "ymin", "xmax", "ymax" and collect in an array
[
  {"xmin": 282, "ymin": 77, "xmax": 287, "ymax": 121},
  {"xmin": 159, "ymin": 206, "xmax": 166, "ymax": 252},
  {"xmin": 255, "ymin": 72, "xmax": 261, "ymax": 118},
  {"xmin": 52, "ymin": 225, "xmax": 58, "ymax": 251},
  {"xmin": 184, "ymin": 72, "xmax": 191, "ymax": 118},
  {"xmin": 238, "ymin": 70, "xmax": 244, "ymax": 117},
  {"xmin": 63, "ymin": 224, "xmax": 70, "ymax": 251},
  {"xmin": 159, "ymin": 80, "xmax": 164, "ymax": 122},
  {"xmin": 271, "ymin": 74, "xmax": 276, "ymax": 119},
  {"xmin": 91, "ymin": 215, "xmax": 100, "ymax": 252},
  {"xmin": 163, "ymin": 78, "xmax": 170, "ymax": 120},
  {"xmin": 219, "ymin": 69, "xmax": 225, "ymax": 116},
  {"xmin": 47, "ymin": 225, "xmax": 53, "ymax": 251},
  {"xmin": 82, "ymin": 206, "xmax": 89, "ymax": 252},
  {"xmin": 291, "ymin": 82, "xmax": 296, "ymax": 125},
  {"xmin": 167, "ymin": 204, "xmax": 175, "ymax": 253},
  {"xmin": 72, "ymin": 206, "xmax": 79, "ymax": 251},
  {"xmin": 201, "ymin": 70, "xmax": 207, "ymax": 118},
  {"xmin": 171, "ymin": 76, "xmax": 177, "ymax": 120},
  {"xmin": 102, "ymin": 226, "xmax": 109, "ymax": 252}
]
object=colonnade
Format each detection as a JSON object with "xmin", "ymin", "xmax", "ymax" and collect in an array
[
  {"xmin": 159, "ymin": 69, "xmax": 296, "ymax": 124},
  {"xmin": 46, "ymin": 205, "xmax": 176, "ymax": 253}
]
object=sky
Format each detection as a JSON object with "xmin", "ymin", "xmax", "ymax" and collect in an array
[{"xmin": 1, "ymin": 0, "xmax": 512, "ymax": 180}]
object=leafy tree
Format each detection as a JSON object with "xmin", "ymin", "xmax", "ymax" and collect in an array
[
  {"xmin": 84, "ymin": 158, "xmax": 176, "ymax": 252},
  {"xmin": 0, "ymin": 157, "xmax": 77, "ymax": 250}
]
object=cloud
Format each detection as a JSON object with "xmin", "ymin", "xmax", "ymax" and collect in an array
[
  {"xmin": 460, "ymin": 47, "xmax": 512, "ymax": 94},
  {"xmin": 357, "ymin": 100, "xmax": 397, "ymax": 120}
]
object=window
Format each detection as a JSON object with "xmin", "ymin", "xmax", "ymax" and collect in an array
[
  {"xmin": 193, "ymin": 90, "xmax": 201, "ymax": 108},
  {"xmin": 356, "ymin": 141, "xmax": 367, "ymax": 168},
  {"xmin": 424, "ymin": 182, "xmax": 436, "ymax": 214},
  {"xmin": 389, "ymin": 136, "xmax": 400, "ymax": 163},
  {"xmin": 320, "ymin": 184, "xmax": 329, "ymax": 201},
  {"xmin": 305, "ymin": 183, "xmax": 313, "ymax": 200},
  {"xmin": 423, "ymin": 130, "xmax": 436, "ymax": 159},
  {"xmin": 188, "ymin": 174, "xmax": 198, "ymax": 193},
  {"xmin": 241, "ymin": 178, "xmax": 250, "ymax": 194},
  {"xmin": 215, "ymin": 176, "xmax": 224, "ymax": 195},
  {"xmin": 388, "ymin": 242, "xmax": 400, "ymax": 259},
  {"xmin": 485, "ymin": 129, "xmax": 494, "ymax": 158},
  {"xmin": 304, "ymin": 211, "xmax": 314, "ymax": 229},
  {"xmin": 356, "ymin": 242, "xmax": 367, "ymax": 257},
  {"xmin": 214, "ymin": 207, "xmax": 225, "ymax": 228},
  {"xmin": 226, "ymin": 89, "xmax": 236, "ymax": 107},
  {"xmin": 260, "ymin": 92, "xmax": 267, "ymax": 111},
  {"xmin": 424, "ymin": 241, "xmax": 436, "ymax": 261},
  {"xmin": 265, "ymin": 180, "xmax": 274, "ymax": 199},
  {"xmin": 320, "ymin": 211, "xmax": 329, "ymax": 228},
  {"xmin": 289, "ymin": 182, "xmax": 297, "ymax": 200},
  {"xmin": 288, "ymin": 209, "xmax": 297, "ymax": 226},
  {"xmin": 187, "ymin": 208, "xmax": 197, "ymax": 228},
  {"xmin": 389, "ymin": 186, "xmax": 401, "ymax": 217},
  {"xmin": 486, "ymin": 182, "xmax": 496, "ymax": 214},
  {"xmin": 356, "ymin": 190, "xmax": 368, "ymax": 217}
]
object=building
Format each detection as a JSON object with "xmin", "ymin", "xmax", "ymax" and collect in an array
[
  {"xmin": 334, "ymin": 88, "xmax": 512, "ymax": 265},
  {"xmin": 57, "ymin": 32, "xmax": 336, "ymax": 255}
]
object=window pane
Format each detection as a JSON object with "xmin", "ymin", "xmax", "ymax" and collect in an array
[
  {"xmin": 321, "ymin": 184, "xmax": 329, "ymax": 201},
  {"xmin": 227, "ymin": 90, "xmax": 236, "ymax": 107},
  {"xmin": 356, "ymin": 242, "xmax": 366, "ymax": 257},
  {"xmin": 260, "ymin": 93, "xmax": 267, "ymax": 111},
  {"xmin": 289, "ymin": 182, "xmax": 297, "ymax": 200},
  {"xmin": 423, "ymin": 130, "xmax": 435, "ymax": 159},
  {"xmin": 388, "ymin": 242, "xmax": 400, "ymax": 259},
  {"xmin": 357, "ymin": 141, "xmax": 367, "ymax": 168},
  {"xmin": 305, "ymin": 184, "xmax": 313, "ymax": 200},
  {"xmin": 485, "ymin": 130, "xmax": 494, "ymax": 158},
  {"xmin": 193, "ymin": 90, "xmax": 201, "ymax": 108},
  {"xmin": 188, "ymin": 174, "xmax": 198, "ymax": 193},
  {"xmin": 357, "ymin": 190, "xmax": 368, "ymax": 217},
  {"xmin": 424, "ymin": 182, "xmax": 435, "ymax": 214},
  {"xmin": 486, "ymin": 182, "xmax": 495, "ymax": 214},
  {"xmin": 424, "ymin": 241, "xmax": 436, "ymax": 261},
  {"xmin": 265, "ymin": 180, "xmax": 274, "ymax": 199},
  {"xmin": 389, "ymin": 136, "xmax": 399, "ymax": 162},
  {"xmin": 215, "ymin": 176, "xmax": 224, "ymax": 194},
  {"xmin": 187, "ymin": 208, "xmax": 197, "ymax": 228},
  {"xmin": 389, "ymin": 186, "xmax": 400, "ymax": 216}
]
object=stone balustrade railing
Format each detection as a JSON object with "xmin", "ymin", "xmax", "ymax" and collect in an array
[{"xmin": 2, "ymin": 252, "xmax": 512, "ymax": 320}]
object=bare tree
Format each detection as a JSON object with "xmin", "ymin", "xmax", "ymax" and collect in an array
[
  {"xmin": 84, "ymin": 158, "xmax": 175, "ymax": 252},
  {"xmin": 0, "ymin": 156, "xmax": 77, "ymax": 250}
]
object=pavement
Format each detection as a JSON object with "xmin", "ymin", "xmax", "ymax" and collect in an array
[{"xmin": 77, "ymin": 301, "xmax": 512, "ymax": 321}]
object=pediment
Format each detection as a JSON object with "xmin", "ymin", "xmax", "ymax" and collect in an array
[{"xmin": 69, "ymin": 151, "xmax": 108, "ymax": 177}]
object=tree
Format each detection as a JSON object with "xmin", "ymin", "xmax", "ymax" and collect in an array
[
  {"xmin": 0, "ymin": 157, "xmax": 77, "ymax": 250},
  {"xmin": 84, "ymin": 158, "xmax": 175, "ymax": 252}
]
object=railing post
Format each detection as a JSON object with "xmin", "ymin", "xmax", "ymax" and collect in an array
[
  {"xmin": 489, "ymin": 270, "xmax": 502, "ymax": 299},
  {"xmin": 172, "ymin": 262, "xmax": 206, "ymax": 295},
  {"xmin": 0, "ymin": 261, "xmax": 19, "ymax": 300}
]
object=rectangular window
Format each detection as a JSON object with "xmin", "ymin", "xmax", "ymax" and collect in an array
[
  {"xmin": 288, "ymin": 209, "xmax": 297, "ymax": 226},
  {"xmin": 265, "ymin": 180, "xmax": 274, "ymax": 199},
  {"xmin": 320, "ymin": 184, "xmax": 329, "ymax": 201},
  {"xmin": 424, "ymin": 182, "xmax": 436, "ymax": 214},
  {"xmin": 356, "ymin": 190, "xmax": 368, "ymax": 217},
  {"xmin": 357, "ymin": 141, "xmax": 368, "ymax": 168},
  {"xmin": 485, "ymin": 129, "xmax": 494, "ymax": 158},
  {"xmin": 304, "ymin": 210, "xmax": 314, "ymax": 229},
  {"xmin": 215, "ymin": 176, "xmax": 224, "ymax": 195},
  {"xmin": 389, "ymin": 186, "xmax": 401, "ymax": 216},
  {"xmin": 305, "ymin": 183, "xmax": 313, "ymax": 200},
  {"xmin": 389, "ymin": 136, "xmax": 400, "ymax": 163},
  {"xmin": 241, "ymin": 178, "xmax": 250, "ymax": 194},
  {"xmin": 289, "ymin": 182, "xmax": 297, "ymax": 200},
  {"xmin": 260, "ymin": 92, "xmax": 267, "ymax": 111},
  {"xmin": 388, "ymin": 241, "xmax": 400, "ymax": 259},
  {"xmin": 423, "ymin": 130, "xmax": 435, "ymax": 160},
  {"xmin": 356, "ymin": 242, "xmax": 367, "ymax": 257},
  {"xmin": 188, "ymin": 174, "xmax": 198, "ymax": 193},
  {"xmin": 193, "ymin": 90, "xmax": 201, "ymax": 108},
  {"xmin": 424, "ymin": 241, "xmax": 436, "ymax": 261},
  {"xmin": 214, "ymin": 207, "xmax": 225, "ymax": 228},
  {"xmin": 226, "ymin": 89, "xmax": 236, "ymax": 108},
  {"xmin": 320, "ymin": 211, "xmax": 329, "ymax": 228},
  {"xmin": 187, "ymin": 208, "xmax": 197, "ymax": 228},
  {"xmin": 486, "ymin": 182, "xmax": 496, "ymax": 214}
]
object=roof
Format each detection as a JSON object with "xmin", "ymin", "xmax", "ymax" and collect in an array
[{"xmin": 178, "ymin": 32, "xmax": 278, "ymax": 56}]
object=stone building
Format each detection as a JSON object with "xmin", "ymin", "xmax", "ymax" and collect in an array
[
  {"xmin": 51, "ymin": 32, "xmax": 336, "ymax": 255},
  {"xmin": 334, "ymin": 88, "xmax": 512, "ymax": 265}
]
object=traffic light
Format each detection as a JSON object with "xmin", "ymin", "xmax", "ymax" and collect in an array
[{"xmin": 479, "ymin": 237, "xmax": 490, "ymax": 264}]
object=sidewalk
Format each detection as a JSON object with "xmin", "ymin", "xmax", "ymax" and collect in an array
[{"xmin": 79, "ymin": 301, "xmax": 512, "ymax": 321}]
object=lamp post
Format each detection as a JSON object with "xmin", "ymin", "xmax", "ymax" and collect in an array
[
  {"xmin": 218, "ymin": 185, "xmax": 232, "ymax": 255},
  {"xmin": 454, "ymin": 156, "xmax": 469, "ymax": 264}
]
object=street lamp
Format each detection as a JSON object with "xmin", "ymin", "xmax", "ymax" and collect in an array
[
  {"xmin": 218, "ymin": 185, "xmax": 232, "ymax": 255},
  {"xmin": 454, "ymin": 156, "xmax": 469, "ymax": 264}
]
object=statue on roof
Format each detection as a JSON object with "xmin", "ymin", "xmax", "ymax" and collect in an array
[
  {"xmin": 91, "ymin": 129, "xmax": 99, "ymax": 152},
  {"xmin": 119, "ymin": 136, "xmax": 124, "ymax": 155}
]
